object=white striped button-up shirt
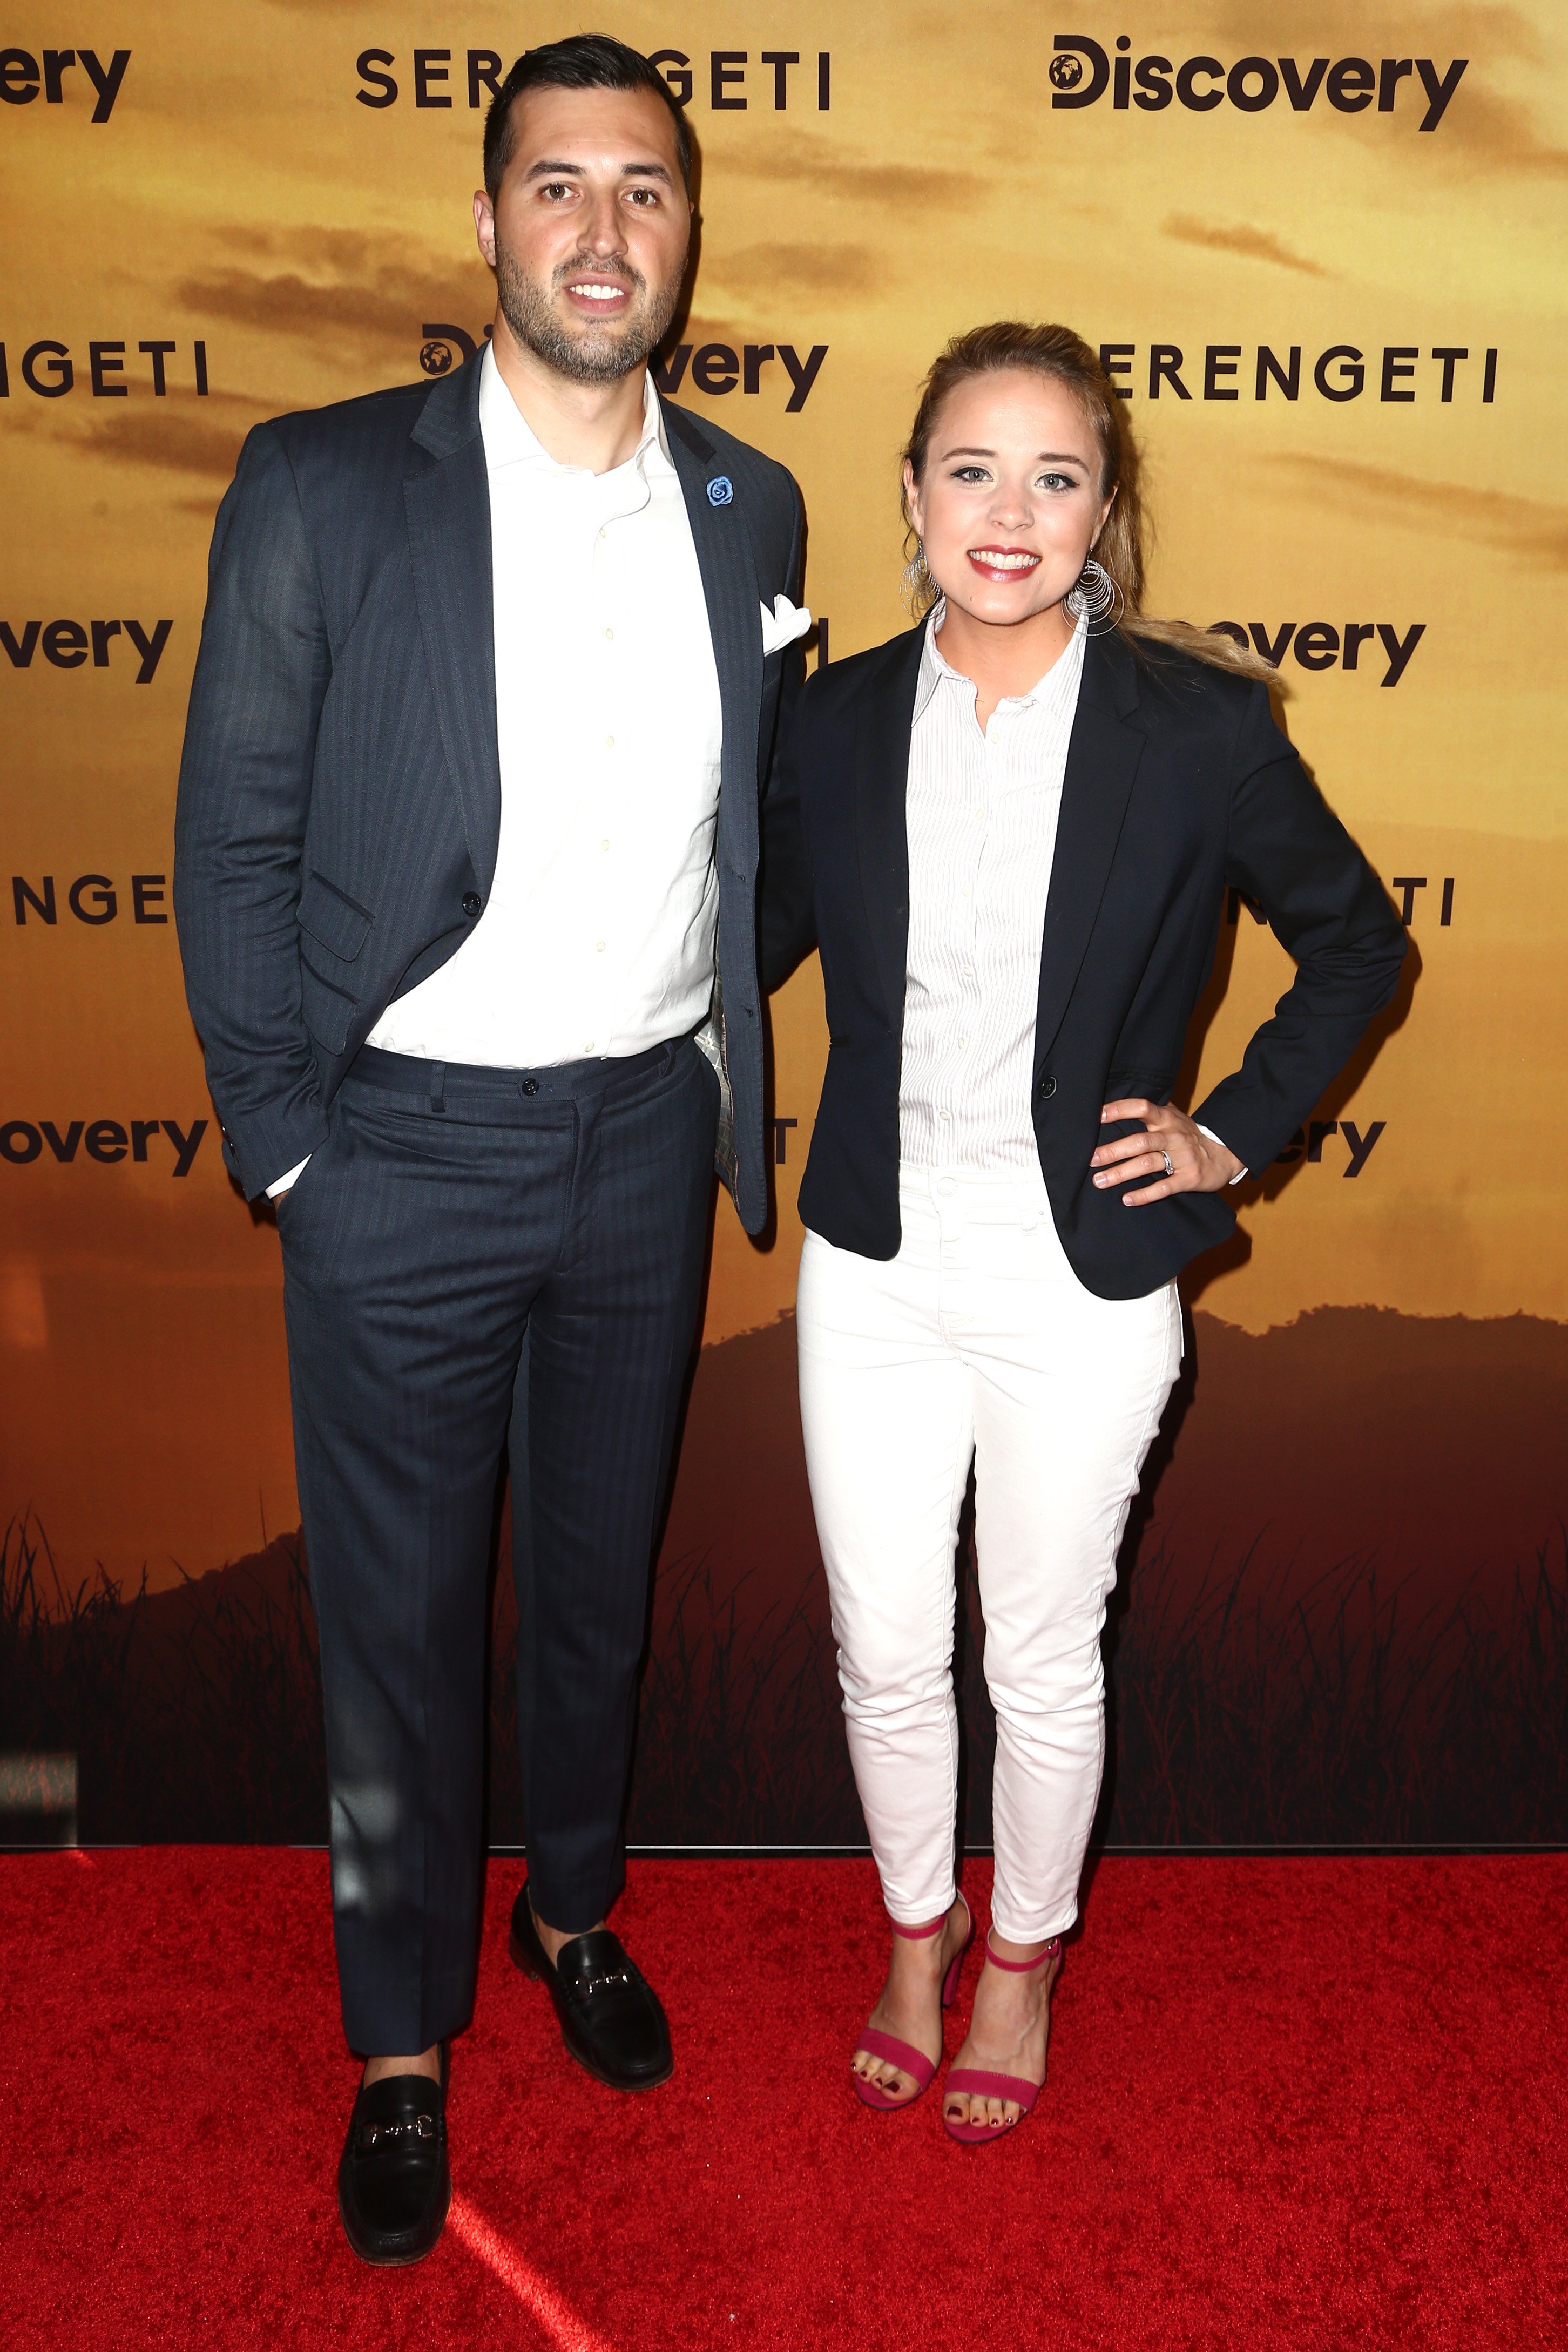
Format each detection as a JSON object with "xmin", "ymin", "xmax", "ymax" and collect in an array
[{"xmin": 899, "ymin": 604, "xmax": 1087, "ymax": 1172}]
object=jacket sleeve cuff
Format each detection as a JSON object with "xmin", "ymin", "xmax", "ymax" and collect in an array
[
  {"xmin": 216, "ymin": 1095, "xmax": 329, "ymax": 1202},
  {"xmin": 1195, "ymin": 1124, "xmax": 1248, "ymax": 1184},
  {"xmin": 1192, "ymin": 1086, "xmax": 1276, "ymax": 1181}
]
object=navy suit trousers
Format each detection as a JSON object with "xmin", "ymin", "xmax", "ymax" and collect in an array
[{"xmin": 279, "ymin": 1035, "xmax": 717, "ymax": 2055}]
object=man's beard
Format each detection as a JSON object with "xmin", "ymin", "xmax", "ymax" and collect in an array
[{"xmin": 494, "ymin": 235, "xmax": 683, "ymax": 384}]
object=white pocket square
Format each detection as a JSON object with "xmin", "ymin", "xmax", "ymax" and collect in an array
[{"xmin": 760, "ymin": 593, "xmax": 813, "ymax": 655}]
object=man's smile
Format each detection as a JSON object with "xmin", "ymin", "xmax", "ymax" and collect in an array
[{"xmin": 562, "ymin": 275, "xmax": 633, "ymax": 313}]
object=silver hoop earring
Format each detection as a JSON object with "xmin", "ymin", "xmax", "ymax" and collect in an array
[{"xmin": 1065, "ymin": 555, "xmax": 1123, "ymax": 634}]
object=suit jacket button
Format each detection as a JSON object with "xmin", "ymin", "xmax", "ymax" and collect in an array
[
  {"xmin": 1038, "ymin": 1074, "xmax": 1058, "ymax": 1099},
  {"xmin": 462, "ymin": 891, "xmax": 482, "ymax": 916}
]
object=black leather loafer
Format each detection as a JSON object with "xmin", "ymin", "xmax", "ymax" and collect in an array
[
  {"xmin": 510, "ymin": 1894, "xmax": 673, "ymax": 2091},
  {"xmin": 337, "ymin": 2044, "xmax": 450, "ymax": 2266}
]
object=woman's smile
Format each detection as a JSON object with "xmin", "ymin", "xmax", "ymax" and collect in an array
[{"xmin": 965, "ymin": 545, "xmax": 1043, "ymax": 582}]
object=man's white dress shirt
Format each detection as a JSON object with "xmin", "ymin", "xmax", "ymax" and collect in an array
[
  {"xmin": 367, "ymin": 347, "xmax": 724, "ymax": 1069},
  {"xmin": 899, "ymin": 605, "xmax": 1086, "ymax": 1172}
]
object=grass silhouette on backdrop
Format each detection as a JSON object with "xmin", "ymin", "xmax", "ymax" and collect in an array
[
  {"xmin": 3, "ymin": 1507, "xmax": 1563, "ymax": 1851},
  {"xmin": 7, "ymin": 1302, "xmax": 1565, "ymax": 1849}
]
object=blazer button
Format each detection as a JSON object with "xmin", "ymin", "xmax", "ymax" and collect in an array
[
  {"xmin": 1037, "ymin": 1074, "xmax": 1058, "ymax": 1099},
  {"xmin": 462, "ymin": 891, "xmax": 482, "ymax": 916}
]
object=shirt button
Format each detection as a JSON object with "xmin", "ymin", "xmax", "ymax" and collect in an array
[
  {"xmin": 604, "ymin": 627, "xmax": 614, "ymax": 640},
  {"xmin": 605, "ymin": 735, "xmax": 616, "ymax": 748},
  {"xmin": 600, "ymin": 839, "xmax": 610, "ymax": 851},
  {"xmin": 938, "ymin": 1108, "xmax": 951, "ymax": 1121},
  {"xmin": 962, "ymin": 963, "xmax": 974, "ymax": 978},
  {"xmin": 961, "ymin": 883, "xmax": 971, "ymax": 897},
  {"xmin": 957, "ymin": 1036, "xmax": 967, "ymax": 1048},
  {"xmin": 585, "ymin": 1040, "xmax": 596, "ymax": 1052},
  {"xmin": 596, "ymin": 940, "xmax": 606, "ymax": 952}
]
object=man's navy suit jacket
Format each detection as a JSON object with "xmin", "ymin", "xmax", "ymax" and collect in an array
[{"xmin": 174, "ymin": 353, "xmax": 803, "ymax": 1232}]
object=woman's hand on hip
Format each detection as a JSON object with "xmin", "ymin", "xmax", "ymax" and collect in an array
[{"xmin": 1092, "ymin": 1099, "xmax": 1246, "ymax": 1206}]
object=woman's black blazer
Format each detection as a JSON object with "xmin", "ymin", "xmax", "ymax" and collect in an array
[{"xmin": 760, "ymin": 621, "xmax": 1407, "ymax": 1300}]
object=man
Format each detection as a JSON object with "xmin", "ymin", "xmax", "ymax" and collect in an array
[{"xmin": 175, "ymin": 34, "xmax": 805, "ymax": 2263}]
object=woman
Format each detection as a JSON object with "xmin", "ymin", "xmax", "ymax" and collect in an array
[{"xmin": 761, "ymin": 322, "xmax": 1406, "ymax": 2144}]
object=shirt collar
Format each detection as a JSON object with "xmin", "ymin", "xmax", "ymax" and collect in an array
[
  {"xmin": 478, "ymin": 343, "xmax": 671, "ymax": 479},
  {"xmin": 913, "ymin": 596, "xmax": 1087, "ymax": 725}
]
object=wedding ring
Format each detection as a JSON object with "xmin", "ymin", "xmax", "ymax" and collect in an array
[{"xmin": 1161, "ymin": 1150, "xmax": 1174, "ymax": 1177}]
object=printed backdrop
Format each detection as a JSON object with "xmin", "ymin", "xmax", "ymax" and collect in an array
[{"xmin": 3, "ymin": 3, "xmax": 1565, "ymax": 1849}]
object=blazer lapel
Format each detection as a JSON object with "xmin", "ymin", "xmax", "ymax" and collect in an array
[
  {"xmin": 661, "ymin": 401, "xmax": 762, "ymax": 871},
  {"xmin": 404, "ymin": 359, "xmax": 502, "ymax": 894},
  {"xmin": 1033, "ymin": 631, "xmax": 1146, "ymax": 1067},
  {"xmin": 856, "ymin": 627, "xmax": 925, "ymax": 1029}
]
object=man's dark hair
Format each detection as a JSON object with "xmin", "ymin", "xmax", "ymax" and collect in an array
[{"xmin": 483, "ymin": 35, "xmax": 692, "ymax": 198}]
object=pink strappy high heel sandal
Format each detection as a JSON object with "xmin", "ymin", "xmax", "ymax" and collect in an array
[
  {"xmin": 942, "ymin": 1930, "xmax": 1062, "ymax": 2144},
  {"xmin": 852, "ymin": 1893, "xmax": 974, "ymax": 2111}
]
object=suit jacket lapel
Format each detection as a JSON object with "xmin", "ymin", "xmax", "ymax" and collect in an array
[
  {"xmin": 856, "ymin": 627, "xmax": 925, "ymax": 1030},
  {"xmin": 662, "ymin": 400, "xmax": 762, "ymax": 873},
  {"xmin": 404, "ymin": 359, "xmax": 502, "ymax": 893},
  {"xmin": 1033, "ymin": 630, "xmax": 1146, "ymax": 1067}
]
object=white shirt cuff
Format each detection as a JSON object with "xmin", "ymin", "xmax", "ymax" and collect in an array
[
  {"xmin": 1196, "ymin": 1125, "xmax": 1247, "ymax": 1183},
  {"xmin": 267, "ymin": 1154, "xmax": 310, "ymax": 1198}
]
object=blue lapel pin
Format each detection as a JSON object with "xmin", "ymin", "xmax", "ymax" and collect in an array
[{"xmin": 706, "ymin": 475, "xmax": 733, "ymax": 507}]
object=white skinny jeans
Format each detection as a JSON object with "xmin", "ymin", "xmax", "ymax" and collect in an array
[{"xmin": 797, "ymin": 1165, "xmax": 1181, "ymax": 1943}]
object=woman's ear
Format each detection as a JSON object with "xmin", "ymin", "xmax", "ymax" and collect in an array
[{"xmin": 902, "ymin": 457, "xmax": 923, "ymax": 538}]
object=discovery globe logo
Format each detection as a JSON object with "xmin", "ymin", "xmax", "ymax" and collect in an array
[{"xmin": 418, "ymin": 322, "xmax": 488, "ymax": 375}]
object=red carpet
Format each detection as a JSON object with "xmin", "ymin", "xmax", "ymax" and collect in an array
[{"xmin": 5, "ymin": 1852, "xmax": 1565, "ymax": 2349}]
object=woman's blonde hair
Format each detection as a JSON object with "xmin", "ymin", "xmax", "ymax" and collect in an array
[{"xmin": 901, "ymin": 320, "xmax": 1276, "ymax": 684}]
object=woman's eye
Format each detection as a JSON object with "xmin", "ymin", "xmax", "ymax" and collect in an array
[
  {"xmin": 953, "ymin": 466, "xmax": 990, "ymax": 484},
  {"xmin": 1038, "ymin": 472, "xmax": 1077, "ymax": 492}
]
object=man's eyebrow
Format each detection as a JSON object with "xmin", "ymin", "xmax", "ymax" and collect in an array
[{"xmin": 522, "ymin": 157, "xmax": 675, "ymax": 187}]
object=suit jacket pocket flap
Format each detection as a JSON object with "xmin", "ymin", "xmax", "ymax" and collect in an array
[{"xmin": 299, "ymin": 870, "xmax": 373, "ymax": 963}]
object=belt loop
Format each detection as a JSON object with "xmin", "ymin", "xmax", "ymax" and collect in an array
[{"xmin": 429, "ymin": 1061, "xmax": 447, "ymax": 1116}]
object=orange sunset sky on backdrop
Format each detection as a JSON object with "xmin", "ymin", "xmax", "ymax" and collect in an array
[{"xmin": 3, "ymin": 2, "xmax": 1565, "ymax": 1582}]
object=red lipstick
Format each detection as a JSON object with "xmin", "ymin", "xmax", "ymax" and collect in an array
[{"xmin": 965, "ymin": 546, "xmax": 1043, "ymax": 584}]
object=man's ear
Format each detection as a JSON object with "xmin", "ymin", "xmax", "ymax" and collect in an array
[{"xmin": 474, "ymin": 189, "xmax": 497, "ymax": 268}]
